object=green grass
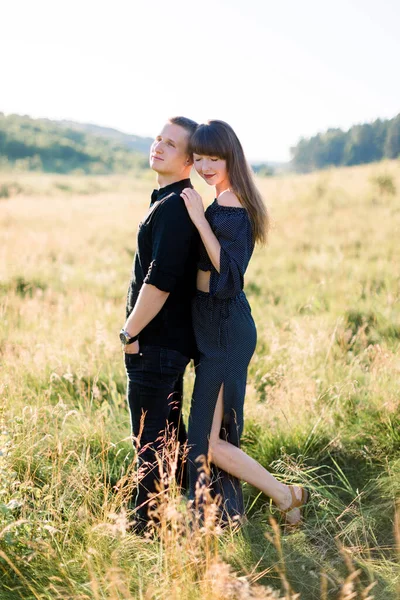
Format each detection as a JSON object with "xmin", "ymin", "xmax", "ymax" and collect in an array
[{"xmin": 1, "ymin": 162, "xmax": 400, "ymax": 598}]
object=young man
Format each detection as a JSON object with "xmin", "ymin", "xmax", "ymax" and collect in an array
[{"xmin": 120, "ymin": 116, "xmax": 199, "ymax": 530}]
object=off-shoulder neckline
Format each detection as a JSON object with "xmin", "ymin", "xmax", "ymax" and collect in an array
[{"xmin": 212, "ymin": 198, "xmax": 246, "ymax": 210}]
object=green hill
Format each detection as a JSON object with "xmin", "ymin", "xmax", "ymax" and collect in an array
[
  {"xmin": 53, "ymin": 119, "xmax": 153, "ymax": 154},
  {"xmin": 0, "ymin": 113, "xmax": 150, "ymax": 174}
]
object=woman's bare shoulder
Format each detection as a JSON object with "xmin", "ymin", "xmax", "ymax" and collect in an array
[{"xmin": 216, "ymin": 190, "xmax": 243, "ymax": 207}]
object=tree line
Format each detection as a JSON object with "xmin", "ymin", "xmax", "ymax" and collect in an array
[
  {"xmin": 290, "ymin": 114, "xmax": 400, "ymax": 172},
  {"xmin": 0, "ymin": 113, "xmax": 149, "ymax": 174}
]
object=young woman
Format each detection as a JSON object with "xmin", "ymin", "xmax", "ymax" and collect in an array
[{"xmin": 181, "ymin": 120, "xmax": 308, "ymax": 529}]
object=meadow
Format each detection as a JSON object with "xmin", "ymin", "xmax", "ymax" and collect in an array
[{"xmin": 0, "ymin": 161, "xmax": 399, "ymax": 599}]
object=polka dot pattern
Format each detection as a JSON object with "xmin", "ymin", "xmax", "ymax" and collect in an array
[{"xmin": 188, "ymin": 201, "xmax": 257, "ymax": 520}]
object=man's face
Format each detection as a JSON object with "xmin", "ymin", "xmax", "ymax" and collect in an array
[{"xmin": 149, "ymin": 123, "xmax": 191, "ymax": 175}]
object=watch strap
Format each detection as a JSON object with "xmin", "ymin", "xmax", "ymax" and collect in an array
[
  {"xmin": 125, "ymin": 333, "xmax": 139, "ymax": 345},
  {"xmin": 120, "ymin": 329, "xmax": 139, "ymax": 345}
]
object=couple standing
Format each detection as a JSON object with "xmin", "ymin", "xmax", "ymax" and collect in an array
[{"xmin": 120, "ymin": 117, "xmax": 308, "ymax": 533}]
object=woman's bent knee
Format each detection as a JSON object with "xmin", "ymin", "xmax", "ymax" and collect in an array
[{"xmin": 208, "ymin": 437, "xmax": 223, "ymax": 463}]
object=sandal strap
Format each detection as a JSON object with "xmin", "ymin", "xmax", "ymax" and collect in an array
[{"xmin": 287, "ymin": 486, "xmax": 308, "ymax": 510}]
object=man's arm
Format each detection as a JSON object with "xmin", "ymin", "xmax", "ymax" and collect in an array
[
  {"xmin": 123, "ymin": 283, "xmax": 169, "ymax": 353},
  {"xmin": 122, "ymin": 194, "xmax": 196, "ymax": 353}
]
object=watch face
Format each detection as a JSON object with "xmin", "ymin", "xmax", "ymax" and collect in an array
[{"xmin": 119, "ymin": 331, "xmax": 128, "ymax": 344}]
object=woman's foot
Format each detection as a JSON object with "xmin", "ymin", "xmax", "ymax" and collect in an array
[{"xmin": 276, "ymin": 485, "xmax": 309, "ymax": 531}]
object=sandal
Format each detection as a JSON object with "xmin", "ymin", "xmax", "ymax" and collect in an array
[{"xmin": 280, "ymin": 485, "xmax": 309, "ymax": 533}]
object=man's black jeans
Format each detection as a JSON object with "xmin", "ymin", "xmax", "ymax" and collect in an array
[{"xmin": 124, "ymin": 345, "xmax": 190, "ymax": 525}]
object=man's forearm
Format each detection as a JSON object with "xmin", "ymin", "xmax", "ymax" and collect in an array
[{"xmin": 124, "ymin": 283, "xmax": 170, "ymax": 336}]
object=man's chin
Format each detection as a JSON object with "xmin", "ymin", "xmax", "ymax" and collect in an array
[{"xmin": 150, "ymin": 159, "xmax": 166, "ymax": 173}]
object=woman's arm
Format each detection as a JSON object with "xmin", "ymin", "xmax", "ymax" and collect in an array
[
  {"xmin": 181, "ymin": 188, "xmax": 221, "ymax": 272},
  {"xmin": 196, "ymin": 219, "xmax": 221, "ymax": 273},
  {"xmin": 181, "ymin": 187, "xmax": 253, "ymax": 299}
]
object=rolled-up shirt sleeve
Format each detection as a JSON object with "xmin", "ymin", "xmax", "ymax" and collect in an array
[
  {"xmin": 144, "ymin": 194, "xmax": 196, "ymax": 292},
  {"xmin": 209, "ymin": 211, "xmax": 253, "ymax": 299}
]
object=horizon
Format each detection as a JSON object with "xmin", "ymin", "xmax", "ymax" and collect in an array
[{"xmin": 2, "ymin": 109, "xmax": 398, "ymax": 167}]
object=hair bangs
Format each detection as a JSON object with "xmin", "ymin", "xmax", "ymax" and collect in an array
[
  {"xmin": 190, "ymin": 123, "xmax": 228, "ymax": 159},
  {"xmin": 191, "ymin": 120, "xmax": 269, "ymax": 245}
]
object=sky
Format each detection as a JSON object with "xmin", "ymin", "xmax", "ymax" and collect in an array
[{"xmin": 1, "ymin": 0, "xmax": 399, "ymax": 162}]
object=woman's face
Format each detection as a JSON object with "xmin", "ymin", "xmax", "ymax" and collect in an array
[{"xmin": 193, "ymin": 154, "xmax": 229, "ymax": 187}]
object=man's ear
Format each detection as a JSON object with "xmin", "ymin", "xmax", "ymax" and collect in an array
[{"xmin": 185, "ymin": 156, "xmax": 193, "ymax": 166}]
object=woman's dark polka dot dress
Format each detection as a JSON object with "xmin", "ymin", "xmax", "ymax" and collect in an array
[{"xmin": 188, "ymin": 199, "xmax": 257, "ymax": 521}]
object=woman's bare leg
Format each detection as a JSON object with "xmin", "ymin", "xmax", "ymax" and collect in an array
[{"xmin": 208, "ymin": 384, "xmax": 302, "ymax": 518}]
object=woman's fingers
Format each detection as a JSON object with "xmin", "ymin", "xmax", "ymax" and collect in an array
[
  {"xmin": 181, "ymin": 189, "xmax": 202, "ymax": 203},
  {"xmin": 180, "ymin": 188, "xmax": 205, "ymax": 227},
  {"xmin": 181, "ymin": 188, "xmax": 202, "ymax": 203},
  {"xmin": 180, "ymin": 191, "xmax": 189, "ymax": 205}
]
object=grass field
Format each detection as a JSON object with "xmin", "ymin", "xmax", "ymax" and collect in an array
[{"xmin": 0, "ymin": 161, "xmax": 399, "ymax": 599}]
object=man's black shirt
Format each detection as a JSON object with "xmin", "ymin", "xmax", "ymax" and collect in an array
[{"xmin": 126, "ymin": 178, "xmax": 199, "ymax": 358}]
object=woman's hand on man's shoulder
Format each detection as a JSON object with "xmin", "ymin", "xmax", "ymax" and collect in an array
[{"xmin": 180, "ymin": 187, "xmax": 207, "ymax": 228}]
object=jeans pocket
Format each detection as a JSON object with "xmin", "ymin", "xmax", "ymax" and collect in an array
[{"xmin": 124, "ymin": 351, "xmax": 142, "ymax": 371}]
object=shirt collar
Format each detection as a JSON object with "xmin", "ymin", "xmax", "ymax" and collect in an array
[{"xmin": 150, "ymin": 178, "xmax": 192, "ymax": 205}]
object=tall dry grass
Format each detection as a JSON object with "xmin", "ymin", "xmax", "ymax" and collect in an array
[{"xmin": 1, "ymin": 160, "xmax": 400, "ymax": 598}]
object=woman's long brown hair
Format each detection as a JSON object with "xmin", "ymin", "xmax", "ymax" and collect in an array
[{"xmin": 190, "ymin": 120, "xmax": 269, "ymax": 244}]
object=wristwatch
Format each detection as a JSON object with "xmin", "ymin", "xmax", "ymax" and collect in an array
[{"xmin": 119, "ymin": 329, "xmax": 139, "ymax": 346}]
